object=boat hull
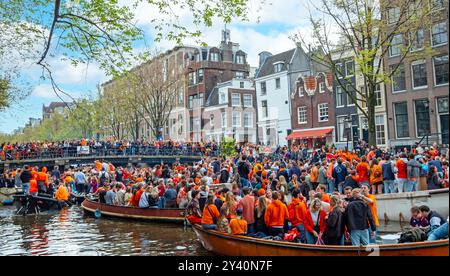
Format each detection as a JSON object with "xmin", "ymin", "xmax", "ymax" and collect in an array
[
  {"xmin": 81, "ymin": 199, "xmax": 185, "ymax": 224},
  {"xmin": 193, "ymin": 225, "xmax": 449, "ymax": 256},
  {"xmin": 376, "ymin": 188, "xmax": 449, "ymax": 222}
]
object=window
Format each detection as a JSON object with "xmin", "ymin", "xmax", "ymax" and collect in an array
[
  {"xmin": 434, "ymin": 55, "xmax": 449, "ymax": 86},
  {"xmin": 415, "ymin": 100, "xmax": 431, "ymax": 137},
  {"xmin": 430, "ymin": 0, "xmax": 445, "ymax": 10},
  {"xmin": 236, "ymin": 55, "xmax": 245, "ymax": 64},
  {"xmin": 374, "ymin": 84, "xmax": 382, "ymax": 107},
  {"xmin": 236, "ymin": 71, "xmax": 245, "ymax": 79},
  {"xmin": 432, "ymin": 22, "xmax": 448, "ymax": 46},
  {"xmin": 388, "ymin": 7, "xmax": 400, "ymax": 24},
  {"xmin": 411, "ymin": 60, "xmax": 428, "ymax": 89},
  {"xmin": 262, "ymin": 100, "xmax": 268, "ymax": 118},
  {"xmin": 219, "ymin": 91, "xmax": 227, "ymax": 104},
  {"xmin": 199, "ymin": 93, "xmax": 204, "ymax": 107},
  {"xmin": 375, "ymin": 115, "xmax": 386, "ymax": 145},
  {"xmin": 318, "ymin": 103, "xmax": 329, "ymax": 122},
  {"xmin": 438, "ymin": 97, "xmax": 449, "ymax": 113},
  {"xmin": 410, "ymin": 29, "xmax": 425, "ymax": 51},
  {"xmin": 210, "ymin": 114, "xmax": 214, "ymax": 127},
  {"xmin": 260, "ymin": 82, "xmax": 267, "ymax": 95},
  {"xmin": 244, "ymin": 113, "xmax": 253, "ymax": 127},
  {"xmin": 198, "ymin": 69, "xmax": 204, "ymax": 83},
  {"xmin": 345, "ymin": 61, "xmax": 355, "ymax": 76},
  {"xmin": 298, "ymin": 84, "xmax": 304, "ymax": 97},
  {"xmin": 188, "ymin": 72, "xmax": 197, "ymax": 85},
  {"xmin": 221, "ymin": 112, "xmax": 227, "ymax": 128},
  {"xmin": 337, "ymin": 116, "xmax": 348, "ymax": 142},
  {"xmin": 297, "ymin": 106, "xmax": 307, "ymax": 124},
  {"xmin": 188, "ymin": 95, "xmax": 194, "ymax": 109},
  {"xmin": 275, "ymin": 78, "xmax": 281, "ymax": 89},
  {"xmin": 390, "ymin": 34, "xmax": 403, "ymax": 57},
  {"xmin": 394, "ymin": 102, "xmax": 410, "ymax": 138},
  {"xmin": 336, "ymin": 63, "xmax": 343, "ymax": 78},
  {"xmin": 336, "ymin": 86, "xmax": 345, "ymax": 107},
  {"xmin": 211, "ymin": 52, "xmax": 220, "ymax": 62},
  {"xmin": 346, "ymin": 84, "xmax": 355, "ymax": 106},
  {"xmin": 231, "ymin": 93, "xmax": 241, "ymax": 107},
  {"xmin": 319, "ymin": 82, "xmax": 325, "ymax": 93},
  {"xmin": 178, "ymin": 87, "xmax": 184, "ymax": 105},
  {"xmin": 391, "ymin": 64, "xmax": 406, "ymax": 92},
  {"xmin": 232, "ymin": 112, "xmax": 241, "ymax": 127},
  {"xmin": 243, "ymin": 95, "xmax": 253, "ymax": 107},
  {"xmin": 274, "ymin": 63, "xmax": 283, "ymax": 73}
]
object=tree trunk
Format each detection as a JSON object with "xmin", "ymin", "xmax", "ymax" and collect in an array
[{"xmin": 367, "ymin": 90, "xmax": 377, "ymax": 147}]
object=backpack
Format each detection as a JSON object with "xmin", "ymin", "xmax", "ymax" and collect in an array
[{"xmin": 398, "ymin": 227, "xmax": 428, "ymax": 243}]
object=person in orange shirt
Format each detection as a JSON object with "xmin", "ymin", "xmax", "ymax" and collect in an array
[
  {"xmin": 326, "ymin": 158, "xmax": 336, "ymax": 193},
  {"xmin": 369, "ymin": 159, "xmax": 383, "ymax": 194},
  {"xmin": 288, "ymin": 189, "xmax": 308, "ymax": 243},
  {"xmin": 264, "ymin": 191, "xmax": 289, "ymax": 237},
  {"xmin": 310, "ymin": 163, "xmax": 319, "ymax": 190},
  {"xmin": 356, "ymin": 156, "xmax": 370, "ymax": 186},
  {"xmin": 229, "ymin": 209, "xmax": 248, "ymax": 235},
  {"xmin": 55, "ymin": 183, "xmax": 69, "ymax": 203},
  {"xmin": 37, "ymin": 167, "xmax": 49, "ymax": 193},
  {"xmin": 201, "ymin": 195, "xmax": 220, "ymax": 230},
  {"xmin": 29, "ymin": 175, "xmax": 38, "ymax": 196},
  {"xmin": 361, "ymin": 184, "xmax": 379, "ymax": 244},
  {"xmin": 316, "ymin": 184, "xmax": 330, "ymax": 203}
]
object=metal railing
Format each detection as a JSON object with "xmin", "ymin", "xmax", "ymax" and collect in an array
[
  {"xmin": 0, "ymin": 146, "xmax": 219, "ymax": 162},
  {"xmin": 418, "ymin": 132, "xmax": 449, "ymax": 148}
]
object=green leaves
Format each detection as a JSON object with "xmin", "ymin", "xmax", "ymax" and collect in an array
[{"xmin": 220, "ymin": 137, "xmax": 237, "ymax": 158}]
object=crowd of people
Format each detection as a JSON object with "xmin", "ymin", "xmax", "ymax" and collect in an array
[
  {"xmin": 1, "ymin": 140, "xmax": 448, "ymax": 245},
  {"xmin": 0, "ymin": 139, "xmax": 219, "ymax": 161}
]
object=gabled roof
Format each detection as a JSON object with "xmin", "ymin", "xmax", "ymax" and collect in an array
[{"xmin": 256, "ymin": 48, "xmax": 296, "ymax": 78}]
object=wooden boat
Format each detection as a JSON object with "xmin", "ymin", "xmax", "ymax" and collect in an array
[
  {"xmin": 376, "ymin": 188, "xmax": 449, "ymax": 222},
  {"xmin": 192, "ymin": 224, "xmax": 449, "ymax": 256},
  {"xmin": 70, "ymin": 193, "xmax": 86, "ymax": 205},
  {"xmin": 13, "ymin": 193, "xmax": 63, "ymax": 215},
  {"xmin": 81, "ymin": 199, "xmax": 185, "ymax": 223}
]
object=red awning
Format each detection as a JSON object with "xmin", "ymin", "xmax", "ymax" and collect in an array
[{"xmin": 287, "ymin": 128, "xmax": 333, "ymax": 140}]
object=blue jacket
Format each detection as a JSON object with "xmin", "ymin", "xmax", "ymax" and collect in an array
[{"xmin": 332, "ymin": 163, "xmax": 348, "ymax": 185}]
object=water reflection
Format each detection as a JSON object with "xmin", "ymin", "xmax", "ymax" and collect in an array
[{"xmin": 0, "ymin": 206, "xmax": 210, "ymax": 256}]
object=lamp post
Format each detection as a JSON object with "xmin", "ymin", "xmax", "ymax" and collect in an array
[{"xmin": 344, "ymin": 115, "xmax": 352, "ymax": 151}]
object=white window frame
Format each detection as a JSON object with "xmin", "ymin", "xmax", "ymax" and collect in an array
[
  {"xmin": 336, "ymin": 63, "xmax": 343, "ymax": 79},
  {"xmin": 236, "ymin": 55, "xmax": 245, "ymax": 64},
  {"xmin": 433, "ymin": 55, "xmax": 449, "ymax": 87},
  {"xmin": 374, "ymin": 84, "xmax": 382, "ymax": 107},
  {"xmin": 318, "ymin": 103, "xmax": 329, "ymax": 122},
  {"xmin": 232, "ymin": 111, "xmax": 241, "ymax": 127},
  {"xmin": 244, "ymin": 112, "xmax": 253, "ymax": 128},
  {"xmin": 219, "ymin": 91, "xmax": 227, "ymax": 105},
  {"xmin": 260, "ymin": 81, "xmax": 267, "ymax": 96},
  {"xmin": 391, "ymin": 64, "xmax": 407, "ymax": 93},
  {"xmin": 261, "ymin": 100, "xmax": 268, "ymax": 118},
  {"xmin": 387, "ymin": 7, "xmax": 401, "ymax": 25},
  {"xmin": 298, "ymin": 84, "xmax": 304, "ymax": 97},
  {"xmin": 319, "ymin": 82, "xmax": 325, "ymax": 93},
  {"xmin": 236, "ymin": 71, "xmax": 245, "ymax": 79},
  {"xmin": 414, "ymin": 99, "xmax": 431, "ymax": 138},
  {"xmin": 231, "ymin": 93, "xmax": 241, "ymax": 107},
  {"xmin": 431, "ymin": 22, "xmax": 448, "ymax": 47},
  {"xmin": 347, "ymin": 84, "xmax": 355, "ymax": 107},
  {"xmin": 337, "ymin": 116, "xmax": 348, "ymax": 142},
  {"xmin": 336, "ymin": 86, "xmax": 345, "ymax": 107},
  {"xmin": 273, "ymin": 62, "xmax": 284, "ymax": 73},
  {"xmin": 375, "ymin": 114, "xmax": 386, "ymax": 146},
  {"xmin": 389, "ymin": 34, "xmax": 403, "ymax": 57},
  {"xmin": 410, "ymin": 29, "xmax": 425, "ymax": 52},
  {"xmin": 221, "ymin": 112, "xmax": 227, "ymax": 128},
  {"xmin": 297, "ymin": 106, "xmax": 307, "ymax": 125},
  {"xmin": 211, "ymin": 52, "xmax": 220, "ymax": 62},
  {"xmin": 243, "ymin": 94, "xmax": 253, "ymax": 108},
  {"xmin": 411, "ymin": 60, "xmax": 428, "ymax": 90},
  {"xmin": 345, "ymin": 61, "xmax": 355, "ymax": 77},
  {"xmin": 275, "ymin": 78, "xmax": 281, "ymax": 89},
  {"xmin": 394, "ymin": 102, "xmax": 410, "ymax": 139}
]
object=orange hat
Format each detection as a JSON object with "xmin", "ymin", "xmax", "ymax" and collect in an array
[{"xmin": 258, "ymin": 189, "xmax": 266, "ymax": 196}]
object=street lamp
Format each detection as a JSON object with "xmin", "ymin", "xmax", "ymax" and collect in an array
[{"xmin": 344, "ymin": 115, "xmax": 352, "ymax": 150}]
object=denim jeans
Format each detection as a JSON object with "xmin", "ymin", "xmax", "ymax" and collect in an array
[
  {"xmin": 22, "ymin": 183, "xmax": 30, "ymax": 195},
  {"xmin": 397, "ymin": 179, "xmax": 408, "ymax": 193},
  {"xmin": 247, "ymin": 223, "xmax": 256, "ymax": 234},
  {"xmin": 202, "ymin": 224, "xmax": 217, "ymax": 230},
  {"xmin": 368, "ymin": 227, "xmax": 377, "ymax": 244},
  {"xmin": 427, "ymin": 223, "xmax": 449, "ymax": 241},
  {"xmin": 305, "ymin": 231, "xmax": 318, "ymax": 244},
  {"xmin": 295, "ymin": 224, "xmax": 307, "ymax": 243},
  {"xmin": 350, "ymin": 229, "xmax": 370, "ymax": 246},
  {"xmin": 384, "ymin": 180, "xmax": 396, "ymax": 194},
  {"xmin": 159, "ymin": 197, "xmax": 166, "ymax": 208},
  {"xmin": 405, "ymin": 180, "xmax": 417, "ymax": 192},
  {"xmin": 240, "ymin": 178, "xmax": 251, "ymax": 189},
  {"xmin": 327, "ymin": 179, "xmax": 334, "ymax": 194}
]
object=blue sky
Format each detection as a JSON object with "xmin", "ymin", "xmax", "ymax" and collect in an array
[{"xmin": 0, "ymin": 0, "xmax": 316, "ymax": 134}]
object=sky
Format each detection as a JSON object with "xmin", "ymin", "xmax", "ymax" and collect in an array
[{"xmin": 0, "ymin": 0, "xmax": 318, "ymax": 134}]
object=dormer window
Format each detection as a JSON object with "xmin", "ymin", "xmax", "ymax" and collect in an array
[
  {"xmin": 211, "ymin": 52, "xmax": 220, "ymax": 62},
  {"xmin": 274, "ymin": 63, "xmax": 284, "ymax": 73},
  {"xmin": 236, "ymin": 55, "xmax": 245, "ymax": 64},
  {"xmin": 298, "ymin": 84, "xmax": 304, "ymax": 97}
]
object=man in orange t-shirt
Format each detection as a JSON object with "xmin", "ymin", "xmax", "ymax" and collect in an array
[
  {"xmin": 356, "ymin": 156, "xmax": 370, "ymax": 186},
  {"xmin": 361, "ymin": 184, "xmax": 379, "ymax": 243}
]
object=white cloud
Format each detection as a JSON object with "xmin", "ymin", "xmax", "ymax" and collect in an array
[
  {"xmin": 50, "ymin": 58, "xmax": 107, "ymax": 86},
  {"xmin": 31, "ymin": 84, "xmax": 58, "ymax": 99}
]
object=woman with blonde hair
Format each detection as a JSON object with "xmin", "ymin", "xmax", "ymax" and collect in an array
[
  {"xmin": 324, "ymin": 195, "xmax": 345, "ymax": 245},
  {"xmin": 222, "ymin": 191, "xmax": 238, "ymax": 219},
  {"xmin": 278, "ymin": 175, "xmax": 288, "ymax": 194},
  {"xmin": 254, "ymin": 196, "xmax": 268, "ymax": 234},
  {"xmin": 304, "ymin": 198, "xmax": 327, "ymax": 244}
]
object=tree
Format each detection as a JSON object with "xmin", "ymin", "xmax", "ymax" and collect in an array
[
  {"xmin": 220, "ymin": 137, "xmax": 237, "ymax": 158},
  {"xmin": 297, "ymin": 0, "xmax": 435, "ymax": 146},
  {"xmin": 0, "ymin": 0, "xmax": 255, "ymax": 103},
  {"xmin": 0, "ymin": 78, "xmax": 10, "ymax": 112}
]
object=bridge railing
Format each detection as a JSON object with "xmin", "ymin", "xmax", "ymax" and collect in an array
[{"xmin": 1, "ymin": 146, "xmax": 220, "ymax": 162}]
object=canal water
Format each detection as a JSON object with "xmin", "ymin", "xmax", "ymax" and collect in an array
[
  {"xmin": 0, "ymin": 206, "xmax": 211, "ymax": 256},
  {"xmin": 0, "ymin": 205, "xmax": 406, "ymax": 256}
]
